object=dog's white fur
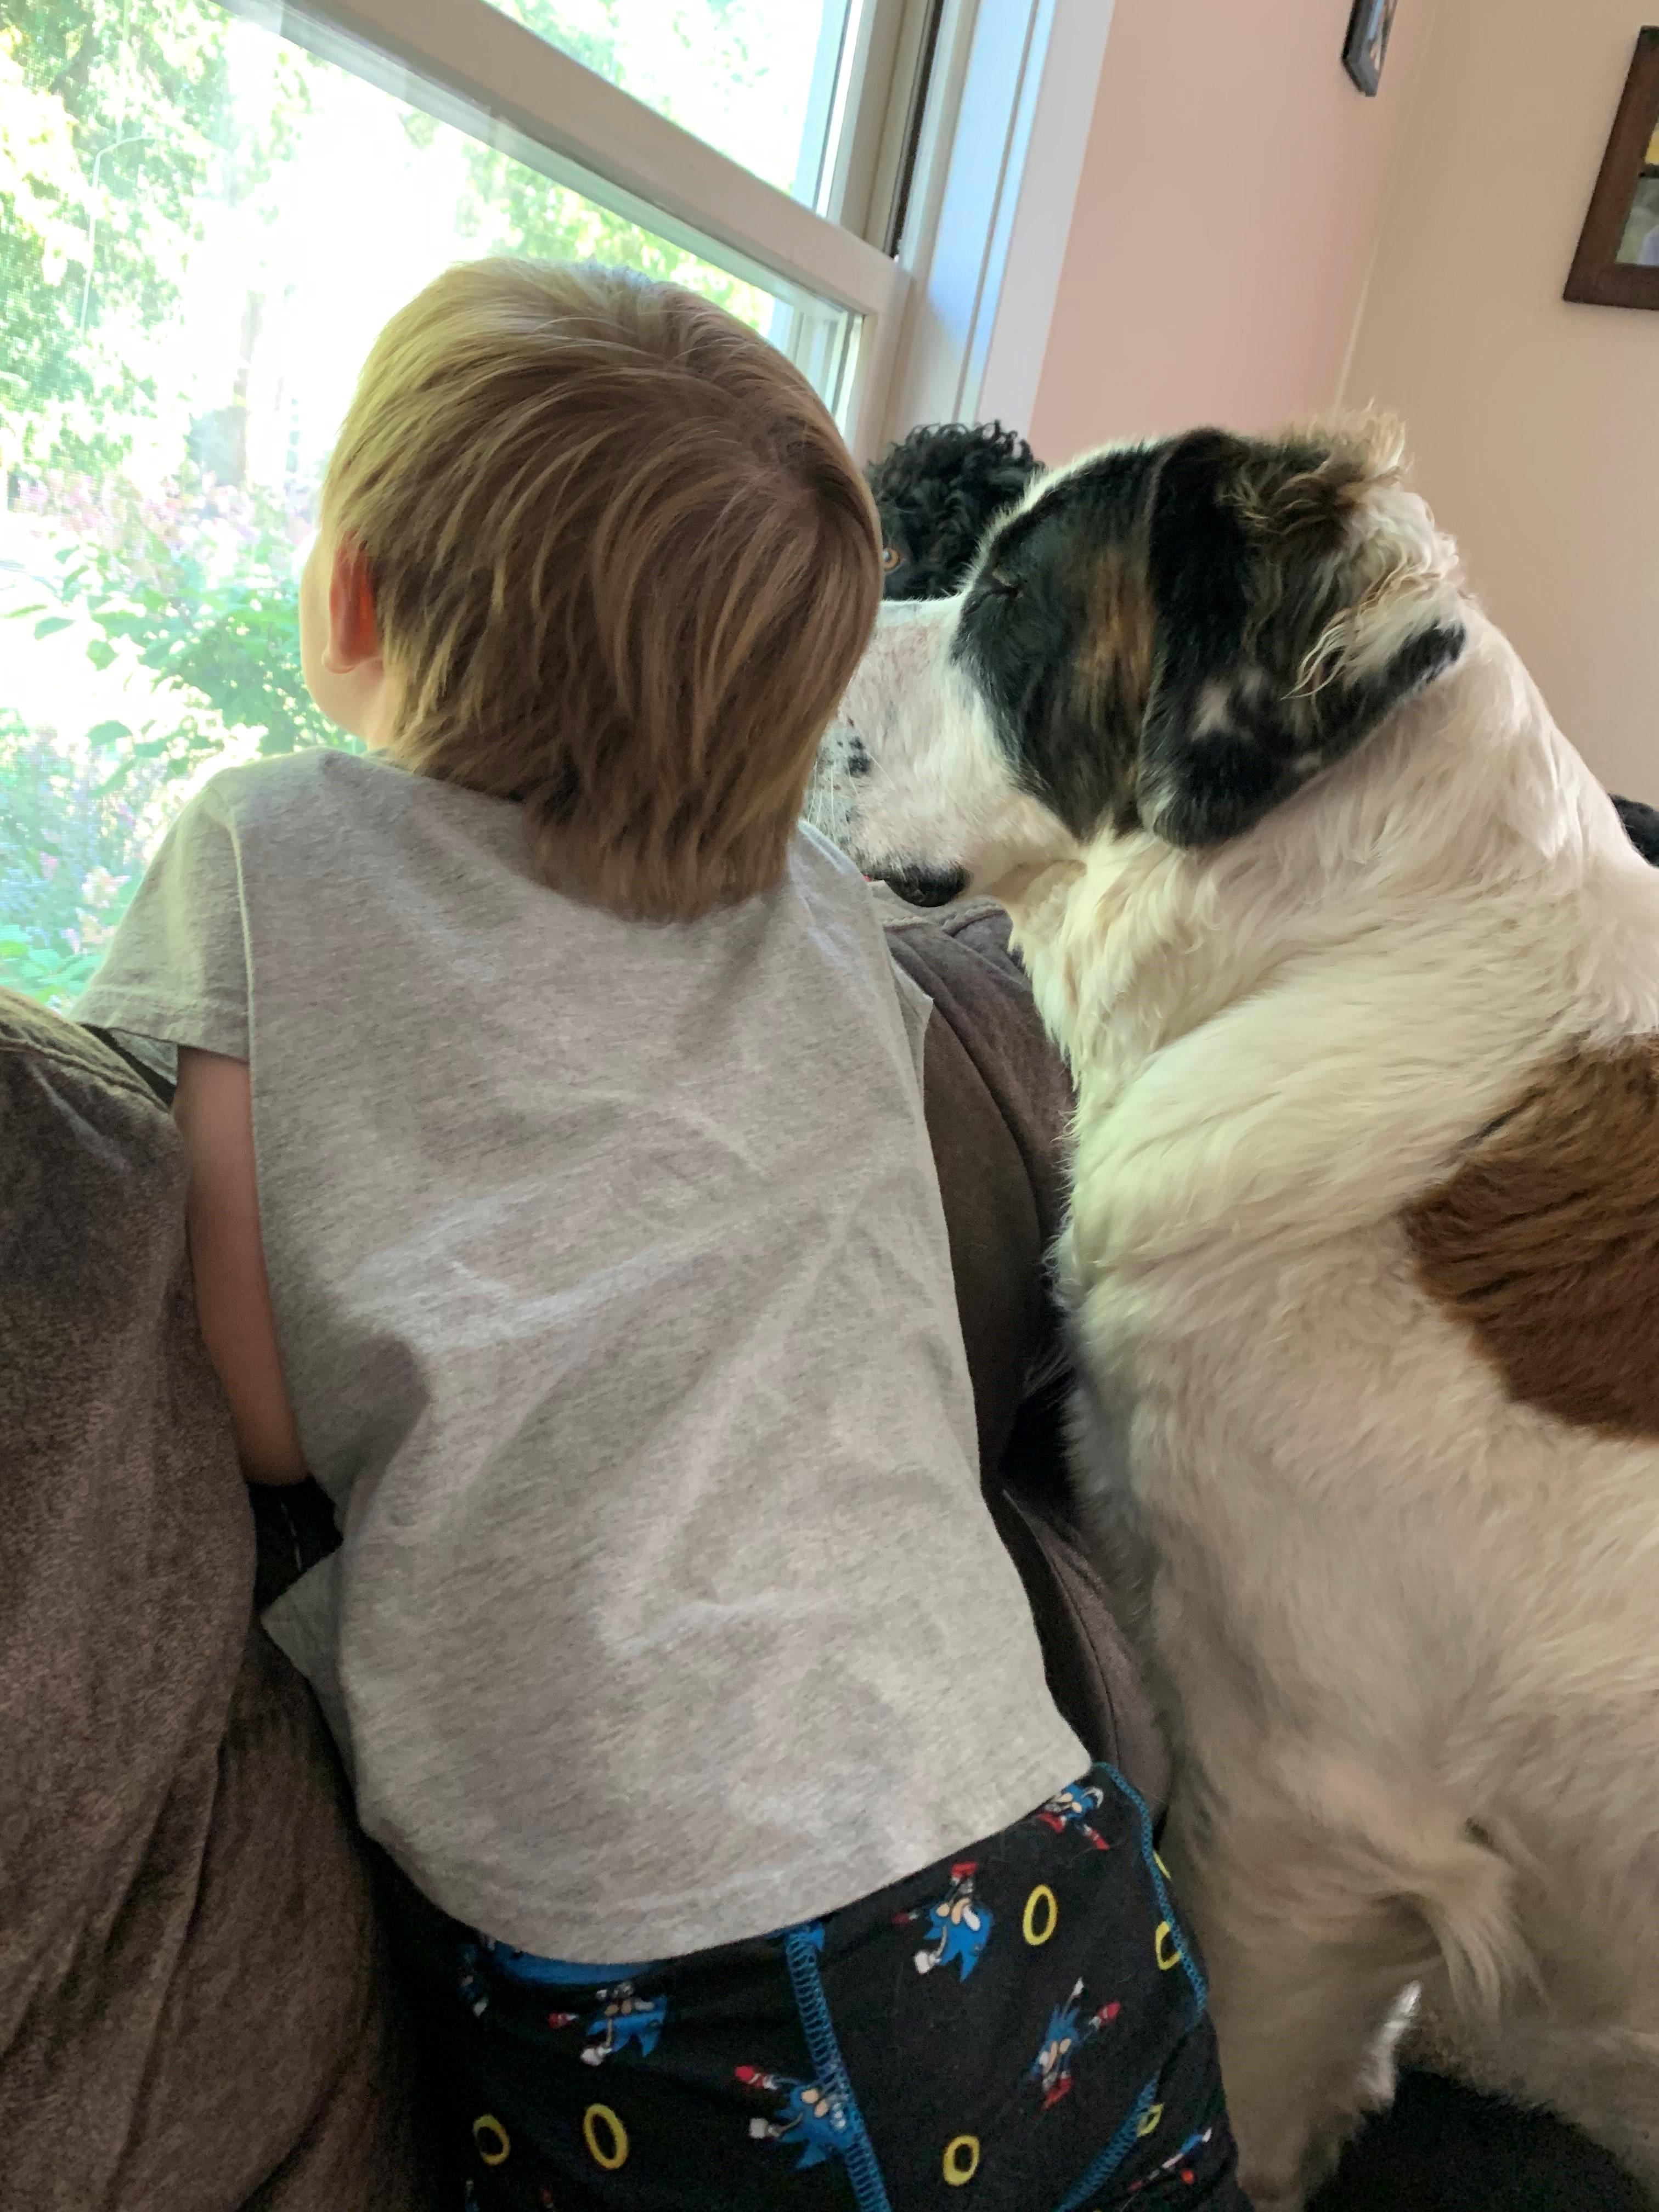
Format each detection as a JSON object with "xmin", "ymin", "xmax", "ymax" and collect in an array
[{"xmin": 811, "ymin": 493, "xmax": 1659, "ymax": 2202}]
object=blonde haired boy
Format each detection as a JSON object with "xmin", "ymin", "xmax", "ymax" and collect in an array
[{"xmin": 79, "ymin": 261, "xmax": 1239, "ymax": 2209}]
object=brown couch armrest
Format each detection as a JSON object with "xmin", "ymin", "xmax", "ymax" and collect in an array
[{"xmin": 0, "ymin": 991, "xmax": 431, "ymax": 2212}]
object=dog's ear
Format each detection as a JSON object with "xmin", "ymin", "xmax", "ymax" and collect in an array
[{"xmin": 1137, "ymin": 421, "xmax": 1467, "ymax": 848}]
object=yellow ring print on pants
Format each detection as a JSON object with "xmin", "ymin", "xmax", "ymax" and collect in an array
[
  {"xmin": 1022, "ymin": 1883, "xmax": 1058, "ymax": 1945},
  {"xmin": 1137, "ymin": 2101, "xmax": 1165, "ymax": 2138},
  {"xmin": 584, "ymin": 2103, "xmax": 629, "ymax": 2171},
  {"xmin": 1154, "ymin": 1920, "xmax": 1182, "ymax": 1972},
  {"xmin": 472, "ymin": 2114, "xmax": 510, "ymax": 2166},
  {"xmin": 943, "ymin": 2134, "xmax": 981, "ymax": 2186}
]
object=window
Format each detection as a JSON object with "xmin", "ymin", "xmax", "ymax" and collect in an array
[
  {"xmin": 482, "ymin": 1, "xmax": 866, "ymax": 209},
  {"xmin": 0, "ymin": 0, "xmax": 928, "ymax": 1006},
  {"xmin": 4, "ymin": 0, "xmax": 1102, "ymax": 1014}
]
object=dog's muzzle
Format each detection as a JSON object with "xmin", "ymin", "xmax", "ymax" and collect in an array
[{"xmin": 874, "ymin": 863, "xmax": 969, "ymax": 909}]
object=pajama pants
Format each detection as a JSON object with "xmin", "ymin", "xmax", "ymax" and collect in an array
[{"xmin": 385, "ymin": 1764, "xmax": 1245, "ymax": 2211}]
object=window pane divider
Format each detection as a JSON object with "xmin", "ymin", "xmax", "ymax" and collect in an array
[{"xmin": 221, "ymin": 0, "xmax": 908, "ymax": 334}]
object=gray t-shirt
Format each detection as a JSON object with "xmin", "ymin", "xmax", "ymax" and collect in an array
[{"xmin": 77, "ymin": 751, "xmax": 1082, "ymax": 1960}]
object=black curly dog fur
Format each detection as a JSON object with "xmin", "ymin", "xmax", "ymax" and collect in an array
[
  {"xmin": 864, "ymin": 420, "xmax": 1659, "ymax": 870},
  {"xmin": 865, "ymin": 420, "xmax": 1041, "ymax": 601}
]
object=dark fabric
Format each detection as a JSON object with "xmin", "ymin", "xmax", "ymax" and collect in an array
[
  {"xmin": 252, "ymin": 1473, "xmax": 345, "ymax": 1612},
  {"xmin": 1316, "ymin": 2071, "xmax": 1653, "ymax": 2211},
  {"xmin": 0, "ymin": 989, "xmax": 433, "ymax": 2212},
  {"xmin": 1612, "ymin": 794, "xmax": 1659, "ymax": 866},
  {"xmin": 386, "ymin": 1765, "xmax": 1241, "ymax": 2211},
  {"xmin": 887, "ymin": 905, "xmax": 1170, "ymax": 1812},
  {"xmin": 888, "ymin": 907, "xmax": 1066, "ymax": 1470}
]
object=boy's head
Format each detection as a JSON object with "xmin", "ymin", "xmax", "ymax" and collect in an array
[{"xmin": 302, "ymin": 259, "xmax": 880, "ymax": 921}]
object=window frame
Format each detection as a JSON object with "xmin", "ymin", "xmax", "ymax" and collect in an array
[
  {"xmin": 880, "ymin": 0, "xmax": 1118, "ymax": 454},
  {"xmin": 228, "ymin": 0, "xmax": 912, "ymax": 454},
  {"xmin": 222, "ymin": 0, "xmax": 1112, "ymax": 462}
]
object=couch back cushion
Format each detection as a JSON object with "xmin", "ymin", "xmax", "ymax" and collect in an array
[{"xmin": 885, "ymin": 911, "xmax": 1168, "ymax": 1808}]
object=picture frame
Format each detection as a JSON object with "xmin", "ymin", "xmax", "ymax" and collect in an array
[
  {"xmin": 1342, "ymin": 0, "xmax": 1399, "ymax": 98},
  {"xmin": 1565, "ymin": 29, "xmax": 1659, "ymax": 310}
]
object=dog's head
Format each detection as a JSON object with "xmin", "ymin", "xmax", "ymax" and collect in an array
[
  {"xmin": 865, "ymin": 420, "xmax": 1041, "ymax": 602},
  {"xmin": 816, "ymin": 421, "xmax": 1468, "ymax": 901}
]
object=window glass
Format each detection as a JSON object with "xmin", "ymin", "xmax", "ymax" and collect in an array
[
  {"xmin": 483, "ymin": 0, "xmax": 860, "ymax": 206},
  {"xmin": 1, "ymin": 2, "xmax": 850, "ymax": 1007}
]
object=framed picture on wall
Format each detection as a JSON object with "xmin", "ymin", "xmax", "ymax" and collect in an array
[
  {"xmin": 1342, "ymin": 0, "xmax": 1399, "ymax": 97},
  {"xmin": 1565, "ymin": 28, "xmax": 1659, "ymax": 309}
]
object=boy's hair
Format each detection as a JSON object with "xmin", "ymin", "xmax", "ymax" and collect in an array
[{"xmin": 323, "ymin": 259, "xmax": 880, "ymax": 921}]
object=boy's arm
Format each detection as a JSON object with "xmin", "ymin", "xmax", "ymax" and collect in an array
[{"xmin": 172, "ymin": 1047, "xmax": 309, "ymax": 1486}]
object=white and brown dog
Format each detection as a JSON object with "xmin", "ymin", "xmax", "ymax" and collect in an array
[{"xmin": 809, "ymin": 420, "xmax": 1659, "ymax": 2204}]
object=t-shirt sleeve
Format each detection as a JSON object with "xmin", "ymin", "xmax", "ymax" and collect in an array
[{"xmin": 73, "ymin": 781, "xmax": 251, "ymax": 1078}]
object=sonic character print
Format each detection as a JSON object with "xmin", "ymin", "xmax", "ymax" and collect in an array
[
  {"xmin": 895, "ymin": 1860, "xmax": 995, "ymax": 1981},
  {"xmin": 736, "ymin": 2068, "xmax": 856, "ymax": 2170},
  {"xmin": 546, "ymin": 1983, "xmax": 669, "ymax": 2066},
  {"xmin": 1029, "ymin": 1980, "xmax": 1122, "ymax": 2111},
  {"xmin": 1034, "ymin": 1781, "xmax": 1111, "ymax": 1851},
  {"xmin": 1126, "ymin": 2126, "xmax": 1218, "ymax": 2194},
  {"xmin": 458, "ymin": 1944, "xmax": 490, "ymax": 2018}
]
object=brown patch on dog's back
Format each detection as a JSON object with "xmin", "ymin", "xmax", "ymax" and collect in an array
[
  {"xmin": 1404, "ymin": 1040, "xmax": 1659, "ymax": 1438},
  {"xmin": 1071, "ymin": 546, "xmax": 1155, "ymax": 831}
]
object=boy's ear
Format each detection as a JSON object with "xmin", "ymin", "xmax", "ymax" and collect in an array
[
  {"xmin": 325, "ymin": 537, "xmax": 382, "ymax": 673},
  {"xmin": 1137, "ymin": 422, "xmax": 1467, "ymax": 849}
]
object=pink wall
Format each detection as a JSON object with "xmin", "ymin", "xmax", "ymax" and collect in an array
[
  {"xmin": 1342, "ymin": 0, "xmax": 1659, "ymax": 795},
  {"xmin": 1030, "ymin": 0, "xmax": 1439, "ymax": 464}
]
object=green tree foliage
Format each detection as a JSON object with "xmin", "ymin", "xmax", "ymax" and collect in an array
[
  {"xmin": 455, "ymin": 7, "xmax": 764, "ymax": 315},
  {"xmin": 36, "ymin": 477, "xmax": 335, "ymax": 759},
  {"xmin": 457, "ymin": 129, "xmax": 763, "ymax": 319},
  {"xmin": 0, "ymin": 703, "xmax": 178, "ymax": 1001},
  {"xmin": 1, "ymin": 3, "xmax": 257, "ymax": 472}
]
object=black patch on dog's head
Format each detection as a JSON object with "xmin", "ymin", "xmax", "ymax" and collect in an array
[
  {"xmin": 1138, "ymin": 428, "xmax": 1466, "ymax": 845},
  {"xmin": 951, "ymin": 447, "xmax": 1165, "ymax": 841},
  {"xmin": 952, "ymin": 422, "xmax": 1467, "ymax": 849},
  {"xmin": 865, "ymin": 422, "xmax": 1041, "ymax": 601}
]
